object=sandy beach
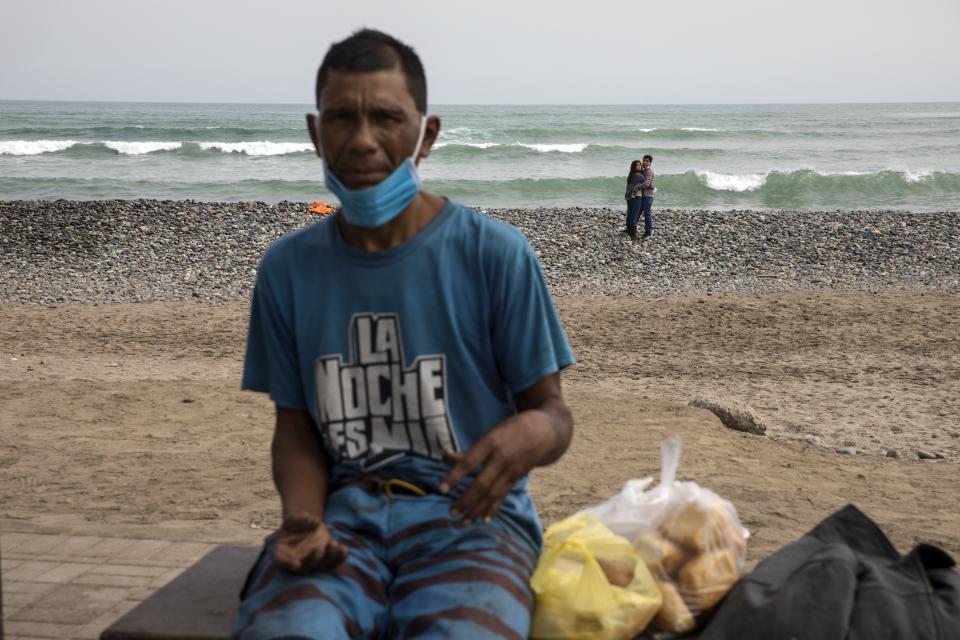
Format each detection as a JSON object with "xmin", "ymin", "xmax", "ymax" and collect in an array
[
  {"xmin": 2, "ymin": 291, "xmax": 958, "ymax": 564},
  {"xmin": 1, "ymin": 199, "xmax": 959, "ymax": 581}
]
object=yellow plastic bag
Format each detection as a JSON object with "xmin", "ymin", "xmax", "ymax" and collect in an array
[{"xmin": 530, "ymin": 515, "xmax": 662, "ymax": 640}]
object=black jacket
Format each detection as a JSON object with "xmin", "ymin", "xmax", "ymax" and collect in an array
[{"xmin": 698, "ymin": 504, "xmax": 960, "ymax": 640}]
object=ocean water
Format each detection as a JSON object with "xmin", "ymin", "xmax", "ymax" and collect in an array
[{"xmin": 2, "ymin": 101, "xmax": 959, "ymax": 210}]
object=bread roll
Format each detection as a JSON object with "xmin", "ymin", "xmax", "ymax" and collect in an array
[
  {"xmin": 677, "ymin": 548, "xmax": 739, "ymax": 611},
  {"xmin": 653, "ymin": 579, "xmax": 695, "ymax": 633},
  {"xmin": 634, "ymin": 532, "xmax": 686, "ymax": 577},
  {"xmin": 663, "ymin": 503, "xmax": 739, "ymax": 554},
  {"xmin": 597, "ymin": 556, "xmax": 636, "ymax": 588}
]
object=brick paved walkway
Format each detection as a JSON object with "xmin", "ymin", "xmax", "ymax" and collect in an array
[{"xmin": 2, "ymin": 531, "xmax": 215, "ymax": 639}]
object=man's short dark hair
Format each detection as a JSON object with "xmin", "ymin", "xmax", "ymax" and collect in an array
[
  {"xmin": 643, "ymin": 154, "xmax": 654, "ymax": 162},
  {"xmin": 316, "ymin": 29, "xmax": 427, "ymax": 113}
]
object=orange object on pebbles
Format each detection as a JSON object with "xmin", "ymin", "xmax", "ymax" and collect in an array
[{"xmin": 309, "ymin": 200, "xmax": 335, "ymax": 215}]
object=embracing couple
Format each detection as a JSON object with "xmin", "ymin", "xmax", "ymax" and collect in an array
[{"xmin": 624, "ymin": 155, "xmax": 655, "ymax": 240}]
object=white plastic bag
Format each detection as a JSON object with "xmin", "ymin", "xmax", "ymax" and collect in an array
[
  {"xmin": 579, "ymin": 437, "xmax": 694, "ymax": 540},
  {"xmin": 578, "ymin": 436, "xmax": 750, "ymax": 634}
]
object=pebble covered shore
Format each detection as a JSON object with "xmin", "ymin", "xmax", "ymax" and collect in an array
[{"xmin": 1, "ymin": 200, "xmax": 958, "ymax": 304}]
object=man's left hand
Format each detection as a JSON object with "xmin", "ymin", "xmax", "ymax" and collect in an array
[{"xmin": 439, "ymin": 410, "xmax": 556, "ymax": 525}]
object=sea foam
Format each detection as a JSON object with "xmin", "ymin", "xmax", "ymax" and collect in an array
[
  {"xmin": 902, "ymin": 168, "xmax": 935, "ymax": 183},
  {"xmin": 697, "ymin": 170, "xmax": 767, "ymax": 191},
  {"xmin": 0, "ymin": 140, "xmax": 79, "ymax": 155},
  {"xmin": 198, "ymin": 141, "xmax": 313, "ymax": 156},
  {"xmin": 438, "ymin": 127, "xmax": 475, "ymax": 138},
  {"xmin": 433, "ymin": 142, "xmax": 499, "ymax": 149},
  {"xmin": 518, "ymin": 143, "xmax": 587, "ymax": 153},
  {"xmin": 105, "ymin": 141, "xmax": 182, "ymax": 155},
  {"xmin": 434, "ymin": 142, "xmax": 588, "ymax": 153}
]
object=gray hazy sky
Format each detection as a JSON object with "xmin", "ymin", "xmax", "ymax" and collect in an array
[{"xmin": 2, "ymin": 0, "xmax": 959, "ymax": 104}]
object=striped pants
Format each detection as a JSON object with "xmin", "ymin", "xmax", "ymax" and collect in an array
[{"xmin": 231, "ymin": 485, "xmax": 538, "ymax": 639}]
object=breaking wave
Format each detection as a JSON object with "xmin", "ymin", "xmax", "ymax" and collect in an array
[
  {"xmin": 0, "ymin": 140, "xmax": 79, "ymax": 155},
  {"xmin": 104, "ymin": 141, "xmax": 183, "ymax": 155},
  {"xmin": 3, "ymin": 168, "xmax": 958, "ymax": 210},
  {"xmin": 0, "ymin": 139, "xmax": 315, "ymax": 157},
  {"xmin": 197, "ymin": 141, "xmax": 314, "ymax": 156}
]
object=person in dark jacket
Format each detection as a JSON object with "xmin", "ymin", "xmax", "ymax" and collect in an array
[{"xmin": 623, "ymin": 159, "xmax": 644, "ymax": 240}]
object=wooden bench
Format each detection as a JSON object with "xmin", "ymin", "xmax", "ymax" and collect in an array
[
  {"xmin": 97, "ymin": 545, "xmax": 687, "ymax": 640},
  {"xmin": 100, "ymin": 545, "xmax": 259, "ymax": 640}
]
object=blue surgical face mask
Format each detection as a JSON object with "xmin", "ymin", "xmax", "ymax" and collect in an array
[{"xmin": 323, "ymin": 116, "xmax": 428, "ymax": 228}]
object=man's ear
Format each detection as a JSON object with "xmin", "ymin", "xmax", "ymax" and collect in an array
[
  {"xmin": 305, "ymin": 113, "xmax": 323, "ymax": 158},
  {"xmin": 416, "ymin": 115, "xmax": 442, "ymax": 163}
]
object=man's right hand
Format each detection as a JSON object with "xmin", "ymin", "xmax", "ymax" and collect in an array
[{"xmin": 272, "ymin": 511, "xmax": 349, "ymax": 573}]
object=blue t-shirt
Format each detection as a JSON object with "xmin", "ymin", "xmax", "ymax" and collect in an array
[{"xmin": 242, "ymin": 199, "xmax": 575, "ymax": 546}]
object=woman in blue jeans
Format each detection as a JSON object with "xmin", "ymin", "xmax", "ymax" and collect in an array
[{"xmin": 623, "ymin": 159, "xmax": 644, "ymax": 240}]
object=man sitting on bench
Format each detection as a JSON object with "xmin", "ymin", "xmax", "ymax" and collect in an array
[{"xmin": 233, "ymin": 28, "xmax": 575, "ymax": 639}]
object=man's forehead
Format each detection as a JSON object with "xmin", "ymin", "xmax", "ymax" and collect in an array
[{"xmin": 318, "ymin": 68, "xmax": 416, "ymax": 111}]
